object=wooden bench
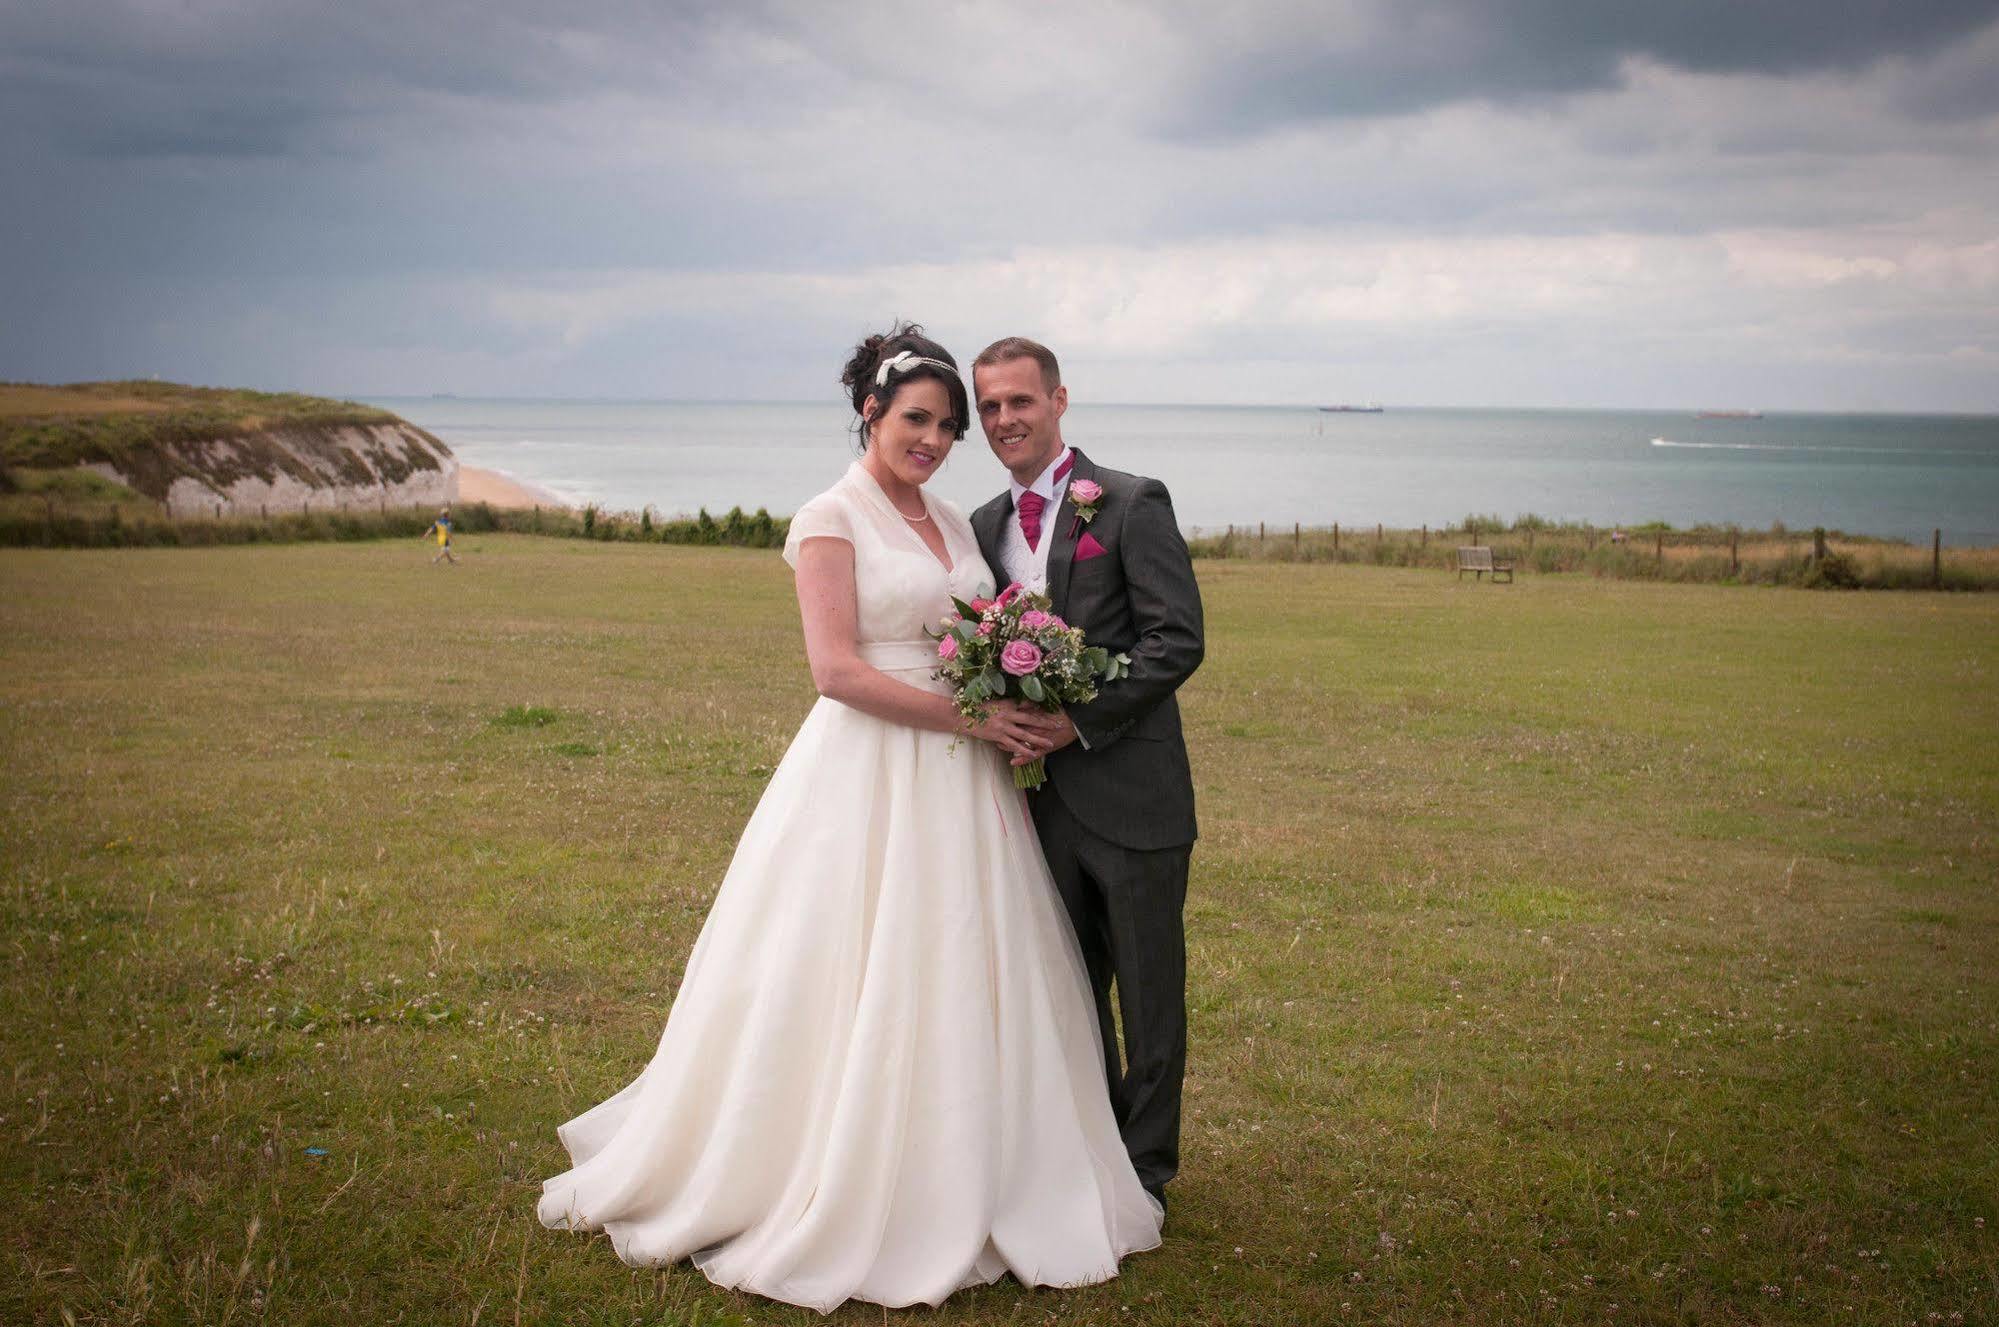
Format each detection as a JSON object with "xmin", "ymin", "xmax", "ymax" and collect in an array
[{"xmin": 1456, "ymin": 546, "xmax": 1514, "ymax": 583}]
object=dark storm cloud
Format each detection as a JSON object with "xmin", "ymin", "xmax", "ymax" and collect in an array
[
  {"xmin": 0, "ymin": 1, "xmax": 734, "ymax": 159},
  {"xmin": 2, "ymin": 2, "xmax": 1995, "ymax": 407},
  {"xmin": 1164, "ymin": 0, "xmax": 1999, "ymax": 135}
]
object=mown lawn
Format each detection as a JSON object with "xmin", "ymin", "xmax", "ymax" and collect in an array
[{"xmin": 2, "ymin": 536, "xmax": 1995, "ymax": 1326}]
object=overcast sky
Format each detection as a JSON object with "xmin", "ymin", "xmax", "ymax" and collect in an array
[{"xmin": 5, "ymin": 1, "xmax": 1998, "ymax": 409}]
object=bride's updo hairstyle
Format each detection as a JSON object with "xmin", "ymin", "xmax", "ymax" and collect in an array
[{"xmin": 840, "ymin": 321, "xmax": 970, "ymax": 452}]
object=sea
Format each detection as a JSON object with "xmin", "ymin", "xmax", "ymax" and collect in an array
[{"xmin": 364, "ymin": 399, "xmax": 1999, "ymax": 547}]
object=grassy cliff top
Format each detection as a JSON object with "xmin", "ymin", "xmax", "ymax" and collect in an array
[
  {"xmin": 0, "ymin": 381, "xmax": 400, "ymax": 467},
  {"xmin": 0, "ymin": 381, "xmax": 439, "ymax": 501}
]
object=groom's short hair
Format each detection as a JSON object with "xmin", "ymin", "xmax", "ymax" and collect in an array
[{"xmin": 973, "ymin": 337, "xmax": 1061, "ymax": 392}]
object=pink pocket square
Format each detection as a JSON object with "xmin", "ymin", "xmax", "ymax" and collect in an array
[{"xmin": 1075, "ymin": 531, "xmax": 1110, "ymax": 561}]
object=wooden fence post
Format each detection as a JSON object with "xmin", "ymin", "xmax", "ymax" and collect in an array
[
  {"xmin": 1730, "ymin": 528, "xmax": 1739, "ymax": 573},
  {"xmin": 1813, "ymin": 527, "xmax": 1827, "ymax": 562},
  {"xmin": 1258, "ymin": 521, "xmax": 1265, "ymax": 547},
  {"xmin": 1333, "ymin": 522, "xmax": 1340, "ymax": 552},
  {"xmin": 1293, "ymin": 521, "xmax": 1300, "ymax": 552},
  {"xmin": 1421, "ymin": 524, "xmax": 1428, "ymax": 547},
  {"xmin": 1934, "ymin": 528, "xmax": 1943, "ymax": 588},
  {"xmin": 1655, "ymin": 531, "xmax": 1664, "ymax": 564},
  {"xmin": 1375, "ymin": 523, "xmax": 1383, "ymax": 546}
]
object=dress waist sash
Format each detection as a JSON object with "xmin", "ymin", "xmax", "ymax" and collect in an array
[{"xmin": 858, "ymin": 640, "xmax": 944, "ymax": 675}]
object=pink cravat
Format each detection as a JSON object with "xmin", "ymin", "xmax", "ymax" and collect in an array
[
  {"xmin": 1016, "ymin": 491, "xmax": 1046, "ymax": 547},
  {"xmin": 1015, "ymin": 453, "xmax": 1075, "ymax": 547}
]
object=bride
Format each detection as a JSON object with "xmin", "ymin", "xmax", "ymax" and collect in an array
[{"xmin": 538, "ymin": 325, "xmax": 1163, "ymax": 1311}]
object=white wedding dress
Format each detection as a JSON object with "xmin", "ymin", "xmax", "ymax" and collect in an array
[{"xmin": 538, "ymin": 461, "xmax": 1161, "ymax": 1312}]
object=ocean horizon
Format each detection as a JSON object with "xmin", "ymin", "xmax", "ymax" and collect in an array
[{"xmin": 367, "ymin": 398, "xmax": 1999, "ymax": 548}]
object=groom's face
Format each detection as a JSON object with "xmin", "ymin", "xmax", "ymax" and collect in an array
[{"xmin": 974, "ymin": 356, "xmax": 1068, "ymax": 485}]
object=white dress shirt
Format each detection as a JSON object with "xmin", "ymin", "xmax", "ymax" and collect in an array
[{"xmin": 998, "ymin": 448, "xmax": 1073, "ymax": 594}]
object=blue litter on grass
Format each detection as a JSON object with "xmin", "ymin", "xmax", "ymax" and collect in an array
[{"xmin": 303, "ymin": 1146, "xmax": 329, "ymax": 1156}]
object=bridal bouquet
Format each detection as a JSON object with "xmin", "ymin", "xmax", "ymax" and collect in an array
[{"xmin": 933, "ymin": 584, "xmax": 1130, "ymax": 789}]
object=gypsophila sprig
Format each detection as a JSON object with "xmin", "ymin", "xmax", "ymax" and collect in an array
[{"xmin": 931, "ymin": 582, "xmax": 1130, "ymax": 789}]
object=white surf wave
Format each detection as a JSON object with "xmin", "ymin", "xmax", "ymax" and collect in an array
[{"xmin": 1650, "ymin": 437, "xmax": 1982, "ymax": 457}]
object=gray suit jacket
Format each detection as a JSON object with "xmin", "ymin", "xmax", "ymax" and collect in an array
[{"xmin": 973, "ymin": 450, "xmax": 1204, "ymax": 851}]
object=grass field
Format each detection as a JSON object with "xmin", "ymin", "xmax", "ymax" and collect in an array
[{"xmin": 2, "ymin": 536, "xmax": 1995, "ymax": 1326}]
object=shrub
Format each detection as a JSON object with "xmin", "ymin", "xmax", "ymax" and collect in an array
[{"xmin": 1805, "ymin": 551, "xmax": 1861, "ymax": 589}]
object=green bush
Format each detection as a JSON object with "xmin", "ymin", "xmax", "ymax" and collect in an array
[{"xmin": 1805, "ymin": 551, "xmax": 1862, "ymax": 589}]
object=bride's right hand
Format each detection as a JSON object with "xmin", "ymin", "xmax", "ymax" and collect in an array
[{"xmin": 967, "ymin": 701, "xmax": 1049, "ymax": 760}]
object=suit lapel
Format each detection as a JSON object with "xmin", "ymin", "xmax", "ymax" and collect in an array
[{"xmin": 1044, "ymin": 449, "xmax": 1094, "ymax": 616}]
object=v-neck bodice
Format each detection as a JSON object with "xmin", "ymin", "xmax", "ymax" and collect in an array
[
  {"xmin": 851, "ymin": 462, "xmax": 956, "ymax": 574},
  {"xmin": 783, "ymin": 463, "xmax": 996, "ymax": 659}
]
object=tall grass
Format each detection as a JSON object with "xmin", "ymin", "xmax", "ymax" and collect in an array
[
  {"xmin": 9, "ymin": 487, "xmax": 1994, "ymax": 592},
  {"xmin": 0, "ymin": 494, "xmax": 791, "ymax": 551},
  {"xmin": 1187, "ymin": 517, "xmax": 1999, "ymax": 590}
]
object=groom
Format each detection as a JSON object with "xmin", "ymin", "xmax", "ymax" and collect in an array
[{"xmin": 970, "ymin": 337, "xmax": 1204, "ymax": 1213}]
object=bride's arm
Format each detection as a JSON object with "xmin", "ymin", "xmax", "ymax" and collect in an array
[{"xmin": 793, "ymin": 537, "xmax": 1045, "ymax": 758}]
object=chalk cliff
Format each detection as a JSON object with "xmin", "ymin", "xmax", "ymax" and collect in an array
[
  {"xmin": 1, "ymin": 382, "xmax": 459, "ymax": 516},
  {"xmin": 117, "ymin": 421, "xmax": 458, "ymax": 518}
]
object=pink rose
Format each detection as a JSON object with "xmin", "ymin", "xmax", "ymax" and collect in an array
[
  {"xmin": 936, "ymin": 635, "xmax": 959, "ymax": 661},
  {"xmin": 1047, "ymin": 615, "xmax": 1067, "ymax": 630},
  {"xmin": 1019, "ymin": 609, "xmax": 1053, "ymax": 630},
  {"xmin": 999, "ymin": 640, "xmax": 1043, "ymax": 677},
  {"xmin": 1068, "ymin": 479, "xmax": 1103, "ymax": 504},
  {"xmin": 995, "ymin": 582, "xmax": 1024, "ymax": 608},
  {"xmin": 969, "ymin": 597, "xmax": 993, "ymax": 612}
]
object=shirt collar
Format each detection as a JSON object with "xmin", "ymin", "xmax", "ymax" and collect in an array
[{"xmin": 1008, "ymin": 446, "xmax": 1073, "ymax": 508}]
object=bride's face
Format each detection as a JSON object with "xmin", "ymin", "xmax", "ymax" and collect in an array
[{"xmin": 864, "ymin": 378, "xmax": 958, "ymax": 487}]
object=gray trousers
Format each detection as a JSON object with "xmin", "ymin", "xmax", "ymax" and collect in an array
[{"xmin": 1031, "ymin": 789, "xmax": 1191, "ymax": 1197}]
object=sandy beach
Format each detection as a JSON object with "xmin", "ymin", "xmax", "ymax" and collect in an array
[{"xmin": 456, "ymin": 465, "xmax": 568, "ymax": 509}]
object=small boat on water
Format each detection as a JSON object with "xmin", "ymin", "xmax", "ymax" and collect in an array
[
  {"xmin": 1319, "ymin": 403, "xmax": 1384, "ymax": 413},
  {"xmin": 1696, "ymin": 409, "xmax": 1762, "ymax": 419}
]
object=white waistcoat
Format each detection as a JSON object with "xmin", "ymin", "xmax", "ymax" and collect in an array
[{"xmin": 997, "ymin": 505, "xmax": 1057, "ymax": 596}]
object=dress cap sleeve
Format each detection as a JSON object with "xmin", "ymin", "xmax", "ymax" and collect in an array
[{"xmin": 782, "ymin": 490, "xmax": 854, "ymax": 568}]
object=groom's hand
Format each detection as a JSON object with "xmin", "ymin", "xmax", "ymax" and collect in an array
[{"xmin": 1012, "ymin": 708, "xmax": 1080, "ymax": 764}]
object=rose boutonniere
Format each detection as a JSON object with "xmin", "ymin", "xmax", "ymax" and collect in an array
[{"xmin": 1065, "ymin": 479, "xmax": 1104, "ymax": 534}]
